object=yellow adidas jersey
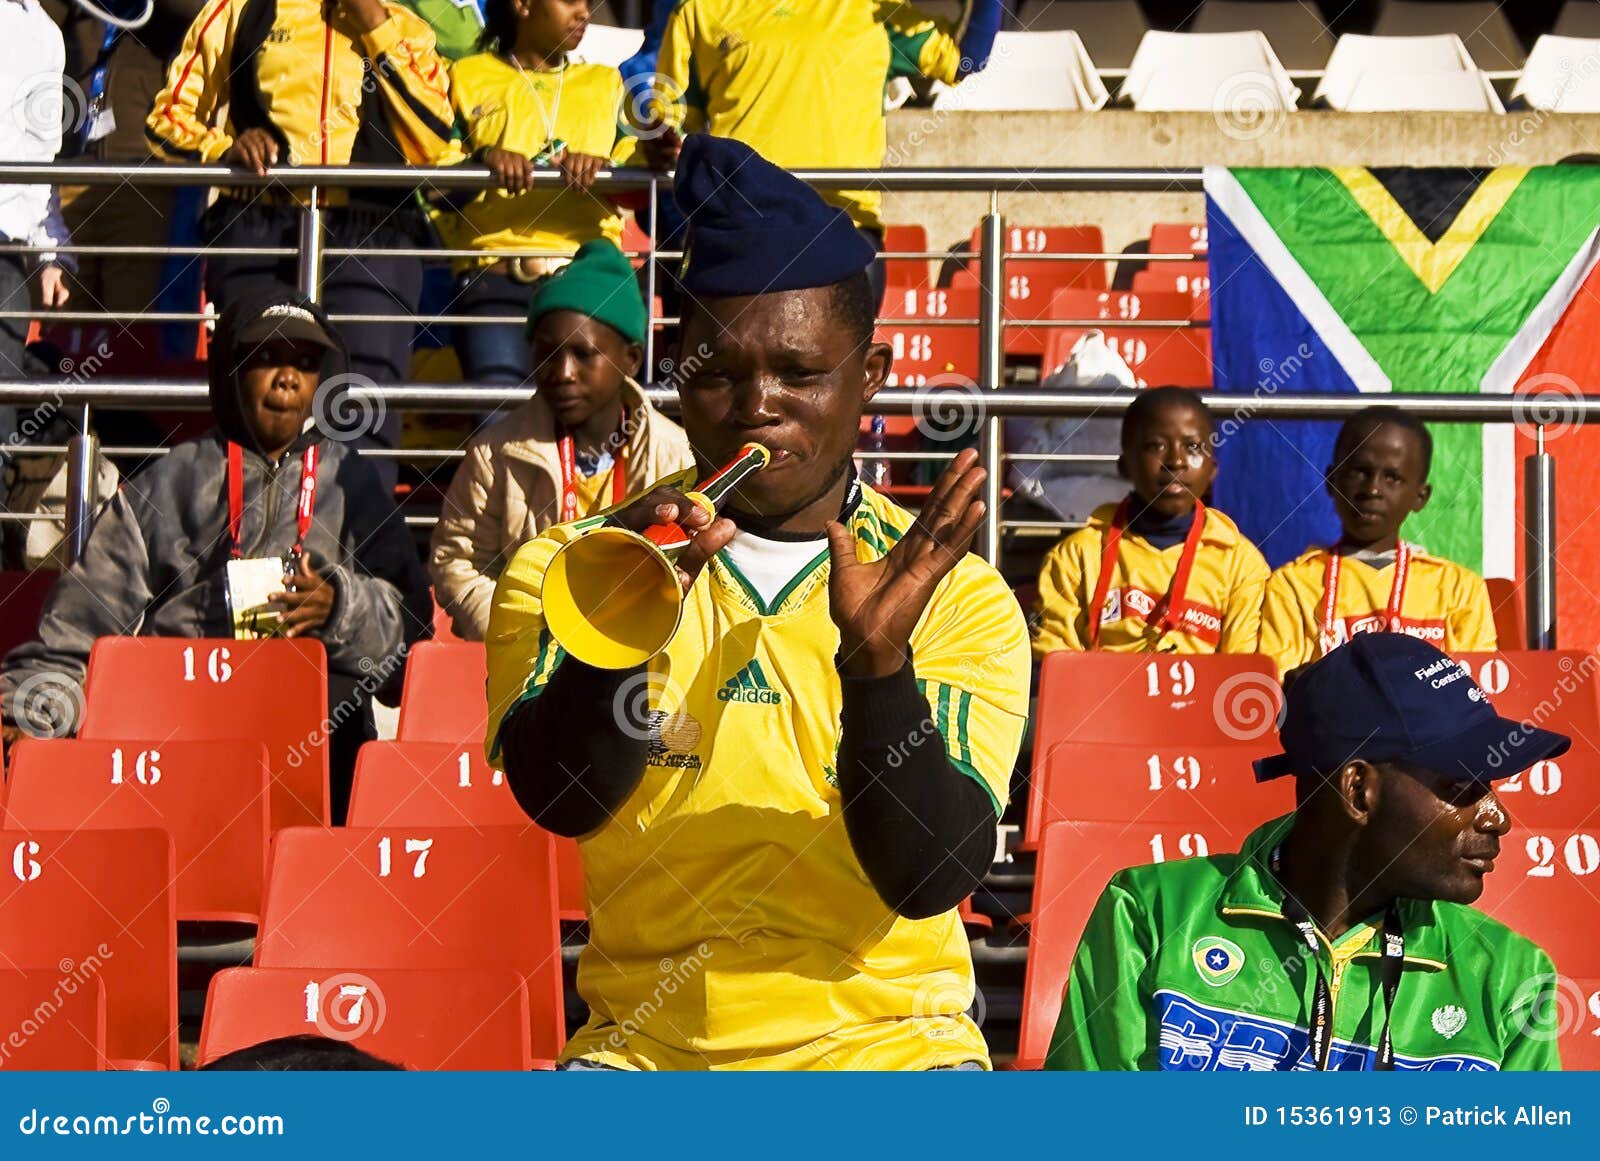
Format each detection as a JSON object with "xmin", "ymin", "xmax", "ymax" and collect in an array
[
  {"xmin": 656, "ymin": 0, "xmax": 965, "ymax": 231},
  {"xmin": 1031, "ymin": 503, "xmax": 1271, "ymax": 658},
  {"xmin": 485, "ymin": 482, "xmax": 1030, "ymax": 1070},
  {"xmin": 1259, "ymin": 546, "xmax": 1498, "ymax": 678},
  {"xmin": 437, "ymin": 54, "xmax": 638, "ymax": 266}
]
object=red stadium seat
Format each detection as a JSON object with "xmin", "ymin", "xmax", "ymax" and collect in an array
[
  {"xmin": 1015, "ymin": 817, "xmax": 1248, "ymax": 1070},
  {"xmin": 1485, "ymin": 579, "xmax": 1526, "ymax": 651},
  {"xmin": 1148, "ymin": 222, "xmax": 1209, "ymax": 256},
  {"xmin": 397, "ymin": 641, "xmax": 488, "ymax": 746},
  {"xmin": 346, "ymin": 740, "xmax": 586, "ymax": 922},
  {"xmin": 78, "ymin": 637, "xmax": 330, "ymax": 830},
  {"xmin": 1041, "ymin": 322, "xmax": 1211, "ymax": 388},
  {"xmin": 1132, "ymin": 264, "xmax": 1211, "ymax": 320},
  {"xmin": 197, "ymin": 966, "xmax": 537, "ymax": 1071},
  {"xmin": 875, "ymin": 285, "xmax": 980, "ymax": 386},
  {"xmin": 0, "ymin": 827, "xmax": 177, "ymax": 1070},
  {"xmin": 1025, "ymin": 652, "xmax": 1282, "ymax": 847},
  {"xmin": 4, "ymin": 738, "xmax": 272, "ymax": 924},
  {"xmin": 254, "ymin": 826, "xmax": 564, "ymax": 1059},
  {"xmin": 0, "ymin": 569, "xmax": 55, "ymax": 665},
  {"xmin": 1032, "ymin": 741, "xmax": 1295, "ymax": 836},
  {"xmin": 953, "ymin": 225, "xmax": 1108, "ymax": 356},
  {"xmin": 1559, "ymin": 977, "xmax": 1600, "ymax": 1070},
  {"xmin": 881, "ymin": 223, "xmax": 931, "ymax": 290},
  {"xmin": 1475, "ymin": 827, "xmax": 1600, "ymax": 976},
  {"xmin": 1452, "ymin": 651, "xmax": 1600, "ymax": 742},
  {"xmin": 0, "ymin": 970, "xmax": 106, "ymax": 1070}
]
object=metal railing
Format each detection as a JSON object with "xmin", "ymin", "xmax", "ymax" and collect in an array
[{"xmin": 0, "ymin": 162, "xmax": 1580, "ymax": 648}]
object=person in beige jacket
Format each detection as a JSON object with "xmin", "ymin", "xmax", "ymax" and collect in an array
[{"xmin": 430, "ymin": 240, "xmax": 693, "ymax": 639}]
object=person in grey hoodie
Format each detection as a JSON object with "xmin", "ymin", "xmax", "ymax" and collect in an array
[{"xmin": 0, "ymin": 283, "xmax": 429, "ymax": 820}]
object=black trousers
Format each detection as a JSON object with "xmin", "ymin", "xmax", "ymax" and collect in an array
[
  {"xmin": 202, "ymin": 197, "xmax": 430, "ymax": 489},
  {"xmin": 326, "ymin": 670, "xmax": 378, "ymax": 826}
]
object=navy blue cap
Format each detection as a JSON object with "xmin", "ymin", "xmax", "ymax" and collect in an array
[
  {"xmin": 672, "ymin": 134, "xmax": 876, "ymax": 298},
  {"xmin": 1254, "ymin": 634, "xmax": 1570, "ymax": 783}
]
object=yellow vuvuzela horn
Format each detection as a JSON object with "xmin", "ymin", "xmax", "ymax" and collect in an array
[{"xmin": 543, "ymin": 442, "xmax": 772, "ymax": 669}]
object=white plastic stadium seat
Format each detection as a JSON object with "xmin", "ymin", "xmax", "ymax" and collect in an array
[
  {"xmin": 1119, "ymin": 30, "xmax": 1297, "ymax": 113},
  {"xmin": 1342, "ymin": 69, "xmax": 1506, "ymax": 113},
  {"xmin": 1316, "ymin": 33, "xmax": 1479, "ymax": 109},
  {"xmin": 1516, "ymin": 35, "xmax": 1600, "ymax": 112},
  {"xmin": 1556, "ymin": 1, "xmax": 1600, "ymax": 40},
  {"xmin": 1192, "ymin": 0, "xmax": 1335, "ymax": 71},
  {"xmin": 1016, "ymin": 0, "xmax": 1148, "ymax": 69},
  {"xmin": 577, "ymin": 23, "xmax": 644, "ymax": 69},
  {"xmin": 1375, "ymin": 1, "xmax": 1526, "ymax": 70},
  {"xmin": 933, "ymin": 30, "xmax": 1109, "ymax": 110}
]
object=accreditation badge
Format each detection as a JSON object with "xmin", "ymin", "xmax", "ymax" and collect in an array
[{"xmin": 225, "ymin": 556, "xmax": 291, "ymax": 640}]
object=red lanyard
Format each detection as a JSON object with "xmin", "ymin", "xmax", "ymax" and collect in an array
[
  {"xmin": 227, "ymin": 441, "xmax": 319, "ymax": 561},
  {"xmin": 1320, "ymin": 541, "xmax": 1411, "ymax": 653},
  {"xmin": 556, "ymin": 409, "xmax": 629, "ymax": 522},
  {"xmin": 1086, "ymin": 497, "xmax": 1207, "ymax": 650}
]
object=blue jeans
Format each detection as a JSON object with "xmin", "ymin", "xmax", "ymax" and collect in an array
[{"xmin": 452, "ymin": 268, "xmax": 539, "ymax": 385}]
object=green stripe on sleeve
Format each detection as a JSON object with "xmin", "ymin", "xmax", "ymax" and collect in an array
[
  {"xmin": 886, "ymin": 25, "xmax": 935, "ymax": 81},
  {"xmin": 956, "ymin": 690, "xmax": 972, "ymax": 765}
]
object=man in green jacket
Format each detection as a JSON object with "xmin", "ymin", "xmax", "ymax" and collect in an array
[{"xmin": 1048, "ymin": 633, "xmax": 1569, "ymax": 1071}]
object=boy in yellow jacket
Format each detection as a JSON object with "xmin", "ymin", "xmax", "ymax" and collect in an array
[
  {"xmin": 1260, "ymin": 407, "xmax": 1496, "ymax": 679},
  {"xmin": 1032, "ymin": 388, "xmax": 1269, "ymax": 656}
]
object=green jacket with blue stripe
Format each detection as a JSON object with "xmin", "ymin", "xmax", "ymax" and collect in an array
[{"xmin": 1047, "ymin": 814, "xmax": 1562, "ymax": 1071}]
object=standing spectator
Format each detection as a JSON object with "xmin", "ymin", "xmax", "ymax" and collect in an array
[
  {"xmin": 440, "ymin": 0, "xmax": 642, "ymax": 384},
  {"xmin": 146, "ymin": 0, "xmax": 458, "ymax": 483},
  {"xmin": 0, "ymin": 0, "xmax": 74, "ymax": 509},
  {"xmin": 631, "ymin": 0, "xmax": 1001, "ymax": 307},
  {"xmin": 430, "ymin": 239, "xmax": 691, "ymax": 640},
  {"xmin": 0, "ymin": 285, "xmax": 429, "ymax": 821}
]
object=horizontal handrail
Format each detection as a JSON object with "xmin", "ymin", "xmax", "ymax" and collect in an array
[
  {"xmin": 1, "ymin": 162, "xmax": 1209, "ymax": 193},
  {"xmin": 0, "ymin": 383, "xmax": 1591, "ymax": 421}
]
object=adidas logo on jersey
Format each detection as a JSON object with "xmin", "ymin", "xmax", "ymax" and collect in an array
[{"xmin": 718, "ymin": 659, "xmax": 782, "ymax": 704}]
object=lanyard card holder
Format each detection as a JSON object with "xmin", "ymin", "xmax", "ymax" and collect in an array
[{"xmin": 225, "ymin": 556, "xmax": 291, "ymax": 641}]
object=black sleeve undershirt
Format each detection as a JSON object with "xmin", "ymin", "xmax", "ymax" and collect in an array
[{"xmin": 500, "ymin": 655, "xmax": 997, "ymax": 918}]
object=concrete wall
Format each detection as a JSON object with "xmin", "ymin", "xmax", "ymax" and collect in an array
[{"xmin": 882, "ymin": 109, "xmax": 1600, "ymax": 256}]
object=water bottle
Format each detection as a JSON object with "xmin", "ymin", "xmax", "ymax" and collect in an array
[{"xmin": 862, "ymin": 415, "xmax": 890, "ymax": 488}]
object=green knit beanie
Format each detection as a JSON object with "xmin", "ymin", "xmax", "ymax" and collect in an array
[{"xmin": 525, "ymin": 239, "xmax": 648, "ymax": 346}]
